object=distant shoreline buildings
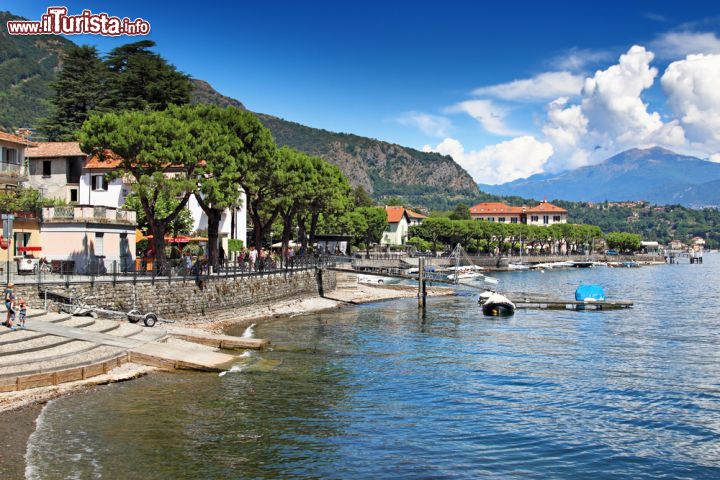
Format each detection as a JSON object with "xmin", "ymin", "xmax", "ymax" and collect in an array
[{"xmin": 469, "ymin": 200, "xmax": 568, "ymax": 226}]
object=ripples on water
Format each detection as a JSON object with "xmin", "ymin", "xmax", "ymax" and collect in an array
[{"xmin": 25, "ymin": 256, "xmax": 720, "ymax": 479}]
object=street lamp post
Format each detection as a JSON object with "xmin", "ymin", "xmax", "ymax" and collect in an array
[{"xmin": 2, "ymin": 214, "xmax": 14, "ymax": 284}]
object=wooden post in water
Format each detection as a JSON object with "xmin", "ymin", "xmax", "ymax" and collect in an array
[{"xmin": 418, "ymin": 258, "xmax": 424, "ymax": 308}]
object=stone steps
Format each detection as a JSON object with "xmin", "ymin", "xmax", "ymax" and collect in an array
[
  {"xmin": 0, "ymin": 322, "xmax": 146, "ymax": 371},
  {"xmin": 0, "ymin": 319, "xmax": 136, "ymax": 356}
]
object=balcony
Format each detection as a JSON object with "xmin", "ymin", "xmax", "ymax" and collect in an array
[
  {"xmin": 42, "ymin": 205, "xmax": 136, "ymax": 225},
  {"xmin": 0, "ymin": 161, "xmax": 28, "ymax": 183}
]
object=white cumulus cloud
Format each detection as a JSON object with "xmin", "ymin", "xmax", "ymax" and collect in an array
[
  {"xmin": 581, "ymin": 45, "xmax": 664, "ymax": 146},
  {"xmin": 661, "ymin": 53, "xmax": 720, "ymax": 149},
  {"xmin": 423, "ymin": 136, "xmax": 553, "ymax": 185},
  {"xmin": 446, "ymin": 99, "xmax": 520, "ymax": 136},
  {"xmin": 396, "ymin": 111, "xmax": 451, "ymax": 137},
  {"xmin": 472, "ymin": 71, "xmax": 584, "ymax": 101}
]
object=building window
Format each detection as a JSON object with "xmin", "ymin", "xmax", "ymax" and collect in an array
[
  {"xmin": 42, "ymin": 160, "xmax": 51, "ymax": 177},
  {"xmin": 543, "ymin": 215, "xmax": 549, "ymax": 225},
  {"xmin": 553, "ymin": 215, "xmax": 561, "ymax": 222},
  {"xmin": 2, "ymin": 148, "xmax": 18, "ymax": 164},
  {"xmin": 94, "ymin": 233, "xmax": 104, "ymax": 256},
  {"xmin": 498, "ymin": 217, "xmax": 506, "ymax": 223},
  {"xmin": 511, "ymin": 217, "xmax": 518, "ymax": 223},
  {"xmin": 92, "ymin": 175, "xmax": 108, "ymax": 191},
  {"xmin": 488, "ymin": 217, "xmax": 494, "ymax": 222},
  {"xmin": 531, "ymin": 215, "xmax": 539, "ymax": 222},
  {"xmin": 70, "ymin": 189, "xmax": 78, "ymax": 203}
]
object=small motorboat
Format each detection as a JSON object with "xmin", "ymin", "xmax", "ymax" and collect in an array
[
  {"xmin": 575, "ymin": 284, "xmax": 606, "ymax": 302},
  {"xmin": 358, "ymin": 274, "xmax": 401, "ymax": 285},
  {"xmin": 621, "ymin": 261, "xmax": 639, "ymax": 268},
  {"xmin": 508, "ymin": 263, "xmax": 530, "ymax": 270},
  {"xmin": 570, "ymin": 261, "xmax": 594, "ymax": 268},
  {"xmin": 481, "ymin": 293, "xmax": 516, "ymax": 317}
]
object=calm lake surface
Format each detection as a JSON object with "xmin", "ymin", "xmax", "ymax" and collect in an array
[{"xmin": 26, "ymin": 255, "xmax": 720, "ymax": 479}]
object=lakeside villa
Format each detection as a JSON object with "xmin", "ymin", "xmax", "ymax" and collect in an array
[
  {"xmin": 469, "ymin": 200, "xmax": 568, "ymax": 226},
  {"xmin": 381, "ymin": 206, "xmax": 427, "ymax": 246}
]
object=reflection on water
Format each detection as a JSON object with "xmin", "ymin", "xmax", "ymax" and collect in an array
[{"xmin": 26, "ymin": 256, "xmax": 720, "ymax": 479}]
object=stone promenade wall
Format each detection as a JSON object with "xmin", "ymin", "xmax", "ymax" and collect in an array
[{"xmin": 14, "ymin": 268, "xmax": 336, "ymax": 322}]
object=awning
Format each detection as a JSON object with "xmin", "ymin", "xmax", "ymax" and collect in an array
[
  {"xmin": 140, "ymin": 235, "xmax": 208, "ymax": 243},
  {"xmin": 17, "ymin": 246, "xmax": 42, "ymax": 252}
]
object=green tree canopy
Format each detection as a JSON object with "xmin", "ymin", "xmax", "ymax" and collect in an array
[
  {"xmin": 101, "ymin": 40, "xmax": 191, "ymax": 112},
  {"xmin": 78, "ymin": 107, "xmax": 201, "ymax": 271},
  {"xmin": 42, "ymin": 45, "xmax": 105, "ymax": 141}
]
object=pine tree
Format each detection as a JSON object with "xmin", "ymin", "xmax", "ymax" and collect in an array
[
  {"xmin": 101, "ymin": 40, "xmax": 191, "ymax": 111},
  {"xmin": 41, "ymin": 45, "xmax": 105, "ymax": 141}
]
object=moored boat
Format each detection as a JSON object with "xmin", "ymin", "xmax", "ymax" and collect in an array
[{"xmin": 481, "ymin": 293, "xmax": 516, "ymax": 316}]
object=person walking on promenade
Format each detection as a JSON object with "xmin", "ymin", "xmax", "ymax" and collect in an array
[
  {"xmin": 4, "ymin": 282, "xmax": 15, "ymax": 328},
  {"xmin": 249, "ymin": 246, "xmax": 258, "ymax": 273},
  {"xmin": 17, "ymin": 297, "xmax": 27, "ymax": 329},
  {"xmin": 219, "ymin": 245, "xmax": 226, "ymax": 269}
]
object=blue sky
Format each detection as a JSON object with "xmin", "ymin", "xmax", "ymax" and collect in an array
[{"xmin": 4, "ymin": 1, "xmax": 720, "ymax": 183}]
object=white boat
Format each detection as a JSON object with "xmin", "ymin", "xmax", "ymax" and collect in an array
[
  {"xmin": 447, "ymin": 271, "xmax": 484, "ymax": 281},
  {"xmin": 508, "ymin": 263, "xmax": 529, "ymax": 270},
  {"xmin": 358, "ymin": 274, "xmax": 401, "ymax": 285}
]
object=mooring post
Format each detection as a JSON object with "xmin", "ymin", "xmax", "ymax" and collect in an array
[{"xmin": 418, "ymin": 258, "xmax": 425, "ymax": 308}]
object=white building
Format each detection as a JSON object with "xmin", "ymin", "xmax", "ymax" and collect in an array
[
  {"xmin": 26, "ymin": 142, "xmax": 86, "ymax": 203},
  {"xmin": 80, "ymin": 150, "xmax": 246, "ymax": 247},
  {"xmin": 381, "ymin": 206, "xmax": 426, "ymax": 246},
  {"xmin": 25, "ymin": 142, "xmax": 246, "ymax": 248}
]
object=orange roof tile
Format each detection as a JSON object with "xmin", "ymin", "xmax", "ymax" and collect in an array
[
  {"xmin": 406, "ymin": 209, "xmax": 427, "ymax": 219},
  {"xmin": 26, "ymin": 142, "xmax": 86, "ymax": 158},
  {"xmin": 385, "ymin": 206, "xmax": 407, "ymax": 223},
  {"xmin": 0, "ymin": 131, "xmax": 34, "ymax": 146},
  {"xmin": 84, "ymin": 150, "xmax": 124, "ymax": 170},
  {"xmin": 469, "ymin": 202, "xmax": 524, "ymax": 215},
  {"xmin": 527, "ymin": 201, "xmax": 567, "ymax": 213}
]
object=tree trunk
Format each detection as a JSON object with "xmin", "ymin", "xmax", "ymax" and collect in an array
[
  {"xmin": 194, "ymin": 193, "xmax": 223, "ymax": 269},
  {"xmin": 148, "ymin": 220, "xmax": 168, "ymax": 274},
  {"xmin": 206, "ymin": 209, "xmax": 222, "ymax": 268},
  {"xmin": 308, "ymin": 212, "xmax": 320, "ymax": 252},
  {"xmin": 297, "ymin": 213, "xmax": 308, "ymax": 253},
  {"xmin": 140, "ymin": 191, "xmax": 190, "ymax": 274},
  {"xmin": 280, "ymin": 206, "xmax": 295, "ymax": 259}
]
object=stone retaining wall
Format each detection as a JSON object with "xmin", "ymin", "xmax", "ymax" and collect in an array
[{"xmin": 13, "ymin": 269, "xmax": 336, "ymax": 323}]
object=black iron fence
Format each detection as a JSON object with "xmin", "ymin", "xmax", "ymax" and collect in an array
[{"xmin": 4, "ymin": 255, "xmax": 340, "ymax": 287}]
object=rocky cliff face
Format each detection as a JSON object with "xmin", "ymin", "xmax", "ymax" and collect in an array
[{"xmin": 256, "ymin": 113, "xmax": 481, "ymax": 206}]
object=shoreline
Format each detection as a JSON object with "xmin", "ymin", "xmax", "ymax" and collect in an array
[{"xmin": 0, "ymin": 283, "xmax": 453, "ymax": 477}]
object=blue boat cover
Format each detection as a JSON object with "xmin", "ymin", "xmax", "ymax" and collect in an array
[{"xmin": 575, "ymin": 284, "xmax": 606, "ymax": 301}]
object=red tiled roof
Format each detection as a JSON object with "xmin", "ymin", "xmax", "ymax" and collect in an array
[
  {"xmin": 26, "ymin": 142, "xmax": 86, "ymax": 158},
  {"xmin": 385, "ymin": 206, "xmax": 407, "ymax": 223},
  {"xmin": 469, "ymin": 202, "xmax": 524, "ymax": 215},
  {"xmin": 527, "ymin": 201, "xmax": 567, "ymax": 213},
  {"xmin": 406, "ymin": 209, "xmax": 427, "ymax": 219},
  {"xmin": 84, "ymin": 150, "xmax": 204, "ymax": 170},
  {"xmin": 0, "ymin": 131, "xmax": 35, "ymax": 146},
  {"xmin": 84, "ymin": 150, "xmax": 124, "ymax": 170}
]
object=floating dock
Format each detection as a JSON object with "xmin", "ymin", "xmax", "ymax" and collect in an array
[{"xmin": 509, "ymin": 298, "xmax": 633, "ymax": 311}]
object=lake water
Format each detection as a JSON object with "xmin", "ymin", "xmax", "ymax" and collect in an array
[{"xmin": 25, "ymin": 255, "xmax": 720, "ymax": 479}]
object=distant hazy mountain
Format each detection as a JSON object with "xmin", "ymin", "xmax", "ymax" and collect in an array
[{"xmin": 480, "ymin": 147, "xmax": 720, "ymax": 207}]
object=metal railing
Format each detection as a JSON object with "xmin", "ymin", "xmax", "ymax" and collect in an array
[
  {"xmin": 3, "ymin": 255, "xmax": 339, "ymax": 287},
  {"xmin": 0, "ymin": 161, "xmax": 26, "ymax": 178}
]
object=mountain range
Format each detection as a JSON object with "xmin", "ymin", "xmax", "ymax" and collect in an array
[
  {"xmin": 480, "ymin": 147, "xmax": 720, "ymax": 208},
  {"xmin": 0, "ymin": 11, "xmax": 480, "ymax": 210}
]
